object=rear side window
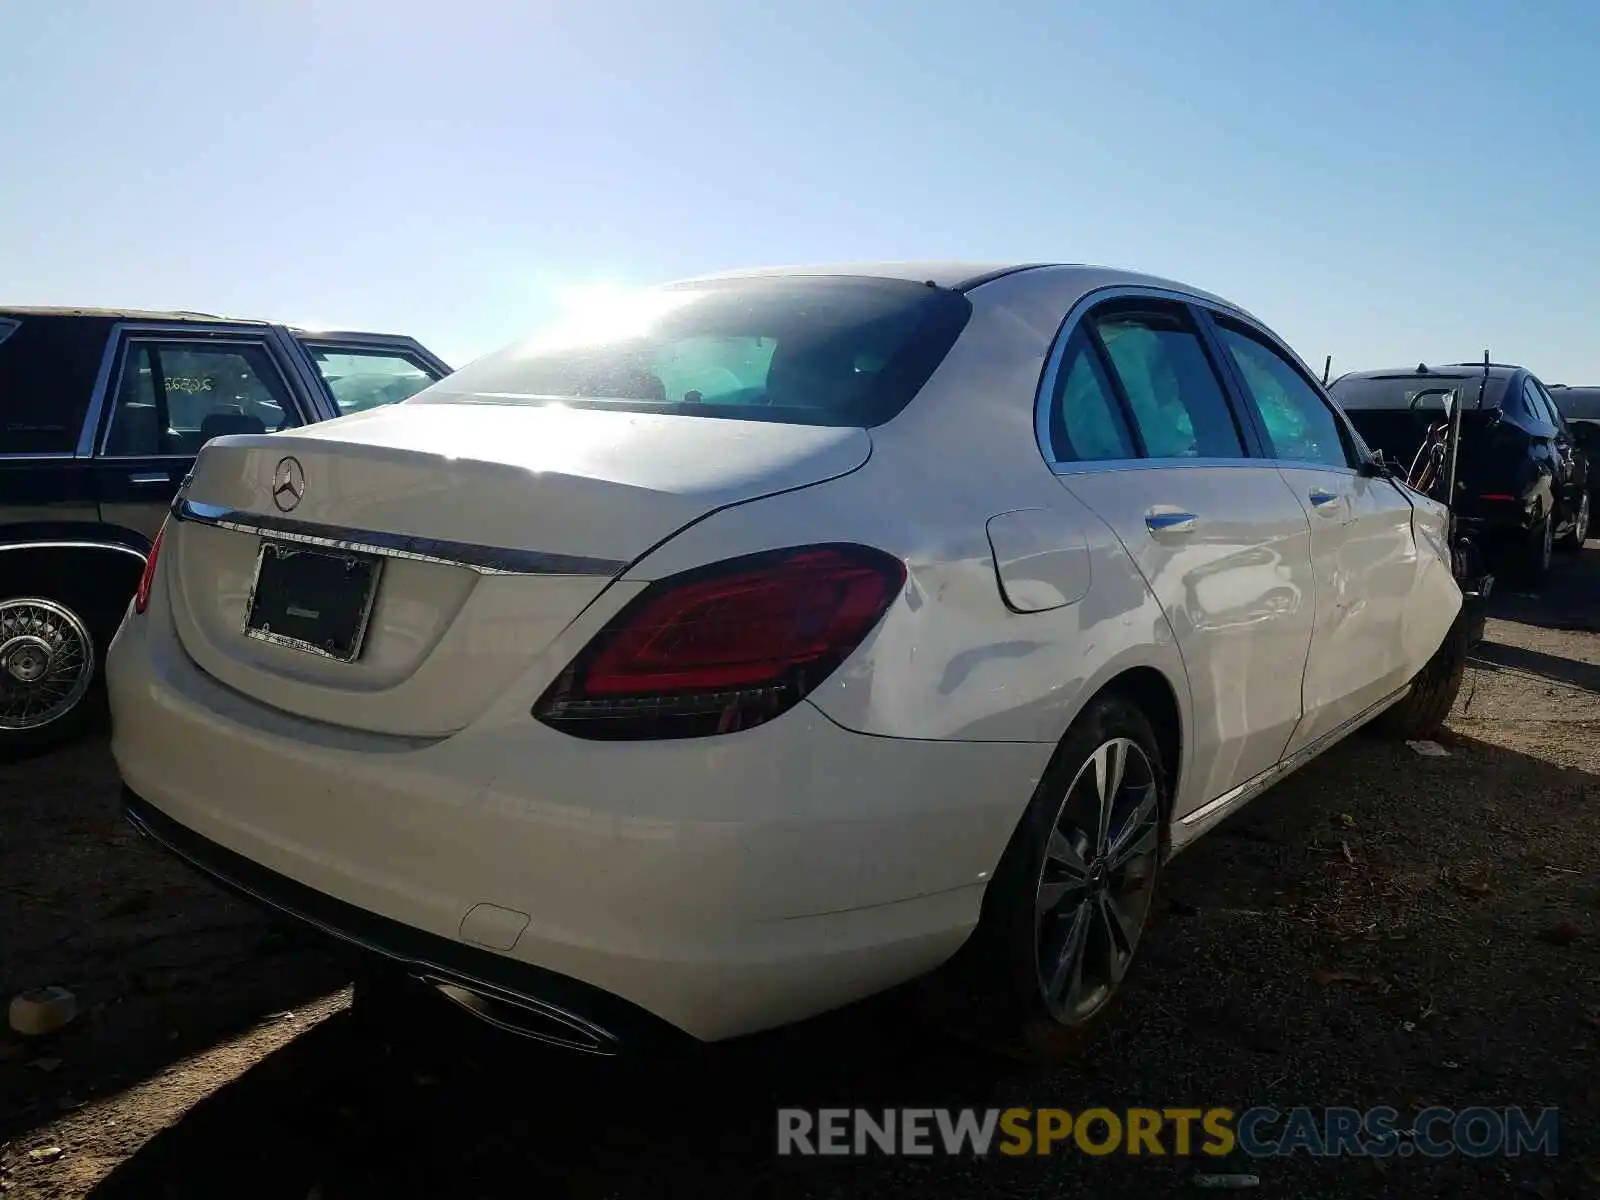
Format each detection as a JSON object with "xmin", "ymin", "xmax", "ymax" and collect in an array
[
  {"xmin": 410, "ymin": 276, "xmax": 972, "ymax": 428},
  {"xmin": 1524, "ymin": 379, "xmax": 1560, "ymax": 428},
  {"xmin": 0, "ymin": 315, "xmax": 110, "ymax": 454},
  {"xmin": 303, "ymin": 344, "xmax": 441, "ymax": 415},
  {"xmin": 1044, "ymin": 327, "xmax": 1137, "ymax": 462},
  {"xmin": 1089, "ymin": 302, "xmax": 1245, "ymax": 459}
]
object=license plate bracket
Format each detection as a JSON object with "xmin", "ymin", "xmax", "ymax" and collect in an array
[{"xmin": 243, "ymin": 541, "xmax": 383, "ymax": 662}]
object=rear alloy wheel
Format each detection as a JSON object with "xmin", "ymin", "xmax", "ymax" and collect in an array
[
  {"xmin": 0, "ymin": 598, "xmax": 97, "ymax": 753},
  {"xmin": 1558, "ymin": 491, "xmax": 1591, "ymax": 553},
  {"xmin": 932, "ymin": 695, "xmax": 1167, "ymax": 1063},
  {"xmin": 1034, "ymin": 737, "xmax": 1163, "ymax": 1025}
]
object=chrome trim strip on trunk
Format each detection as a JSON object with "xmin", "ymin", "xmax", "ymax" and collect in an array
[
  {"xmin": 1178, "ymin": 683, "xmax": 1413, "ymax": 829},
  {"xmin": 172, "ymin": 498, "xmax": 628, "ymax": 578}
]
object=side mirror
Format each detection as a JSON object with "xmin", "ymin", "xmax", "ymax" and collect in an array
[{"xmin": 1357, "ymin": 454, "xmax": 1390, "ymax": 479}]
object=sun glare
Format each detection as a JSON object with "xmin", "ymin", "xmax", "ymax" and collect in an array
[{"xmin": 517, "ymin": 281, "xmax": 692, "ymax": 356}]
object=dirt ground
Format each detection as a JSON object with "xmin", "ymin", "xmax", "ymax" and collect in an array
[{"xmin": 2, "ymin": 549, "xmax": 1598, "ymax": 1199}]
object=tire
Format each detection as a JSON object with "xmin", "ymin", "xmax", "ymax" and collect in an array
[
  {"xmin": 1504, "ymin": 513, "xmax": 1553, "ymax": 588},
  {"xmin": 0, "ymin": 596, "xmax": 103, "ymax": 760},
  {"xmin": 1371, "ymin": 611, "xmax": 1470, "ymax": 740},
  {"xmin": 926, "ymin": 694, "xmax": 1168, "ymax": 1064},
  {"xmin": 1557, "ymin": 490, "xmax": 1591, "ymax": 553}
]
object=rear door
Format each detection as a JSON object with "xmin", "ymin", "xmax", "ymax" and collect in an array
[
  {"xmin": 1203, "ymin": 312, "xmax": 1418, "ymax": 754},
  {"xmin": 1040, "ymin": 293, "xmax": 1317, "ymax": 810},
  {"xmin": 291, "ymin": 335, "xmax": 450, "ymax": 418},
  {"xmin": 90, "ymin": 324, "xmax": 315, "ymax": 540}
]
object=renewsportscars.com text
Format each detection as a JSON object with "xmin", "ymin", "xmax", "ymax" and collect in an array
[{"xmin": 776, "ymin": 1106, "xmax": 1559, "ymax": 1158}]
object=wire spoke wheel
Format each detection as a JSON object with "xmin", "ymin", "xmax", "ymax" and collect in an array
[
  {"xmin": 0, "ymin": 599, "xmax": 96, "ymax": 733},
  {"xmin": 1033, "ymin": 736, "xmax": 1160, "ymax": 1025}
]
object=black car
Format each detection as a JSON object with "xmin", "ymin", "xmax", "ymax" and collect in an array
[
  {"xmin": 1548, "ymin": 384, "xmax": 1600, "ymax": 509},
  {"xmin": 1328, "ymin": 363, "xmax": 1590, "ymax": 582},
  {"xmin": 1, "ymin": 308, "xmax": 451, "ymax": 753}
]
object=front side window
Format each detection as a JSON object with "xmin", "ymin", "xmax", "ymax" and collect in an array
[
  {"xmin": 1214, "ymin": 318, "xmax": 1354, "ymax": 469},
  {"xmin": 1089, "ymin": 302, "xmax": 1245, "ymax": 459},
  {"xmin": 102, "ymin": 339, "xmax": 299, "ymax": 457},
  {"xmin": 409, "ymin": 276, "xmax": 972, "ymax": 428},
  {"xmin": 303, "ymin": 345, "xmax": 440, "ymax": 416}
]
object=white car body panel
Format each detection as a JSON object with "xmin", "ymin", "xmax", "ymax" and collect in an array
[
  {"xmin": 107, "ymin": 261, "xmax": 1463, "ymax": 1045},
  {"xmin": 1276, "ymin": 464, "xmax": 1430, "ymax": 757},
  {"xmin": 1055, "ymin": 463, "xmax": 1317, "ymax": 809},
  {"xmin": 166, "ymin": 408, "xmax": 870, "ymax": 736}
]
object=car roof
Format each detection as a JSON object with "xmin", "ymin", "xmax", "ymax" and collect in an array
[
  {"xmin": 1333, "ymin": 363, "xmax": 1525, "ymax": 384},
  {"xmin": 0, "ymin": 307, "xmax": 412, "ymax": 342},
  {"xmin": 0, "ymin": 305, "xmax": 265, "ymax": 324},
  {"xmin": 667, "ymin": 261, "xmax": 1052, "ymax": 290},
  {"xmin": 664, "ymin": 260, "xmax": 1247, "ymax": 313}
]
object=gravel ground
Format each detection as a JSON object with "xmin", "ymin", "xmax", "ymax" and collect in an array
[{"xmin": 2, "ymin": 548, "xmax": 1597, "ymax": 1199}]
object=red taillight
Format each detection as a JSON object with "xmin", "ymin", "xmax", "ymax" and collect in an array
[
  {"xmin": 1479, "ymin": 493, "xmax": 1516, "ymax": 502},
  {"xmin": 534, "ymin": 544, "xmax": 906, "ymax": 740},
  {"xmin": 133, "ymin": 521, "xmax": 166, "ymax": 615}
]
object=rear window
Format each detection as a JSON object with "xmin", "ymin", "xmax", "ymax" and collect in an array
[
  {"xmin": 410, "ymin": 276, "xmax": 972, "ymax": 427},
  {"xmin": 1552, "ymin": 387, "xmax": 1600, "ymax": 421},
  {"xmin": 1330, "ymin": 373, "xmax": 1508, "ymax": 412}
]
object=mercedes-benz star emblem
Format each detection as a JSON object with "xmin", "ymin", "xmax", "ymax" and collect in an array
[{"xmin": 271, "ymin": 456, "xmax": 306, "ymax": 513}]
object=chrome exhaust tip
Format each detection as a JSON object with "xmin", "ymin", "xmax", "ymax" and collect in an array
[{"xmin": 417, "ymin": 973, "xmax": 620, "ymax": 1055}]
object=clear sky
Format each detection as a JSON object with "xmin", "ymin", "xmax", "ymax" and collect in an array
[{"xmin": 4, "ymin": 1, "xmax": 1597, "ymax": 381}]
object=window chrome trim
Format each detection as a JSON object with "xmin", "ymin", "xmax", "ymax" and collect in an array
[
  {"xmin": 173, "ymin": 498, "xmax": 627, "ymax": 578},
  {"xmin": 0, "ymin": 540, "xmax": 148, "ymax": 562},
  {"xmin": 0, "ymin": 452, "xmax": 78, "ymax": 462},
  {"xmin": 1050, "ymin": 456, "xmax": 1271, "ymax": 476}
]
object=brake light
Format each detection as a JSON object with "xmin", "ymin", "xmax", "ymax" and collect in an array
[
  {"xmin": 1480, "ymin": 494, "xmax": 1516, "ymax": 501},
  {"xmin": 133, "ymin": 521, "xmax": 167, "ymax": 615},
  {"xmin": 534, "ymin": 544, "xmax": 906, "ymax": 740}
]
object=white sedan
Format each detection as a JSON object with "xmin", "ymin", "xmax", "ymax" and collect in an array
[{"xmin": 106, "ymin": 262, "xmax": 1467, "ymax": 1058}]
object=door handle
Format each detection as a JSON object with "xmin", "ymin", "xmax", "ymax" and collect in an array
[
  {"xmin": 128, "ymin": 472, "xmax": 170, "ymax": 485},
  {"xmin": 1145, "ymin": 510, "xmax": 1197, "ymax": 534},
  {"xmin": 1308, "ymin": 489, "xmax": 1341, "ymax": 510}
]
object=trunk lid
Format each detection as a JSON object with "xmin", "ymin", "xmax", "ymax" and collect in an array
[{"xmin": 166, "ymin": 403, "xmax": 871, "ymax": 736}]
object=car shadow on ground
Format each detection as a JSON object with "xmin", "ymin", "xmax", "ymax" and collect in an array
[
  {"xmin": 0, "ymin": 738, "xmax": 349, "ymax": 1144},
  {"xmin": 1470, "ymin": 639, "xmax": 1600, "ymax": 694},
  {"xmin": 79, "ymin": 731, "xmax": 1599, "ymax": 1200},
  {"xmin": 1485, "ymin": 541, "xmax": 1599, "ymax": 633}
]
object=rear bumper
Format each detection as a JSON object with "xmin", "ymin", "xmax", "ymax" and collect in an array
[
  {"xmin": 106, "ymin": 584, "xmax": 1043, "ymax": 1043},
  {"xmin": 122, "ymin": 786, "xmax": 682, "ymax": 1054}
]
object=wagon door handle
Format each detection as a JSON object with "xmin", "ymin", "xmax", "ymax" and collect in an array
[
  {"xmin": 1145, "ymin": 510, "xmax": 1197, "ymax": 534},
  {"xmin": 128, "ymin": 471, "xmax": 170, "ymax": 485},
  {"xmin": 1308, "ymin": 489, "xmax": 1342, "ymax": 511}
]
